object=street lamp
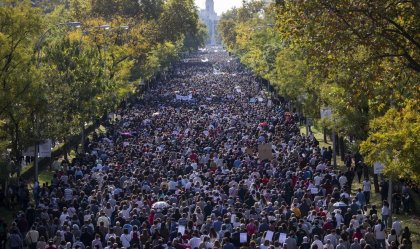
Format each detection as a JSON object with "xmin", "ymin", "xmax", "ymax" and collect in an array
[
  {"xmin": 36, "ymin": 22, "xmax": 82, "ymax": 66},
  {"xmin": 65, "ymin": 22, "xmax": 82, "ymax": 28},
  {"xmin": 98, "ymin": 24, "xmax": 111, "ymax": 30},
  {"xmin": 118, "ymin": 25, "xmax": 129, "ymax": 30}
]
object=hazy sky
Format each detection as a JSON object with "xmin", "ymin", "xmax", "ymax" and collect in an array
[{"xmin": 195, "ymin": 0, "xmax": 244, "ymax": 15}]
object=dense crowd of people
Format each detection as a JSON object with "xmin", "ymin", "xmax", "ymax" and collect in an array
[{"xmin": 0, "ymin": 49, "xmax": 415, "ymax": 249}]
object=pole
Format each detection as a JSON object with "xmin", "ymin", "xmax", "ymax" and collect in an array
[
  {"xmin": 34, "ymin": 142, "xmax": 38, "ymax": 182},
  {"xmin": 81, "ymin": 121, "xmax": 85, "ymax": 154},
  {"xmin": 388, "ymin": 179, "xmax": 393, "ymax": 227},
  {"xmin": 332, "ymin": 118, "xmax": 337, "ymax": 167}
]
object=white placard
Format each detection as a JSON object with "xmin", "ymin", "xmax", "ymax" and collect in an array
[
  {"xmin": 230, "ymin": 214, "xmax": 236, "ymax": 224},
  {"xmin": 374, "ymin": 161, "xmax": 385, "ymax": 174},
  {"xmin": 240, "ymin": 233, "xmax": 247, "ymax": 243},
  {"xmin": 178, "ymin": 225, "xmax": 185, "ymax": 235},
  {"xmin": 39, "ymin": 139, "xmax": 52, "ymax": 158},
  {"xmin": 265, "ymin": 230, "xmax": 274, "ymax": 241},
  {"xmin": 320, "ymin": 107, "xmax": 332, "ymax": 120},
  {"xmin": 175, "ymin": 94, "xmax": 193, "ymax": 101},
  {"xmin": 279, "ymin": 233, "xmax": 287, "ymax": 243}
]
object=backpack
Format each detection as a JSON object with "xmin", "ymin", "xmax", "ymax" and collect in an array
[{"xmin": 131, "ymin": 231, "xmax": 140, "ymax": 245}]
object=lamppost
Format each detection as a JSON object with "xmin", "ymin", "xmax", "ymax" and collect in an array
[{"xmin": 36, "ymin": 22, "xmax": 82, "ymax": 66}]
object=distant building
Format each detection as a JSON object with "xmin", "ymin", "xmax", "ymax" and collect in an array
[{"xmin": 199, "ymin": 0, "xmax": 219, "ymax": 45}]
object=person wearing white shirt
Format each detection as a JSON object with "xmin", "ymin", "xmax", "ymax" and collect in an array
[
  {"xmin": 363, "ymin": 179, "xmax": 371, "ymax": 204},
  {"xmin": 59, "ymin": 208, "xmax": 69, "ymax": 226},
  {"xmin": 314, "ymin": 174, "xmax": 323, "ymax": 186},
  {"xmin": 67, "ymin": 206, "xmax": 76, "ymax": 218},
  {"xmin": 340, "ymin": 191, "xmax": 350, "ymax": 199},
  {"xmin": 392, "ymin": 218, "xmax": 402, "ymax": 236},
  {"xmin": 185, "ymin": 180, "xmax": 192, "ymax": 190},
  {"xmin": 335, "ymin": 210, "xmax": 344, "ymax": 228},
  {"xmin": 316, "ymin": 162, "xmax": 326, "ymax": 172},
  {"xmin": 381, "ymin": 201, "xmax": 390, "ymax": 228},
  {"xmin": 311, "ymin": 235, "xmax": 323, "ymax": 249},
  {"xmin": 324, "ymin": 230, "xmax": 338, "ymax": 248},
  {"xmin": 168, "ymin": 179, "xmax": 177, "ymax": 191},
  {"xmin": 188, "ymin": 232, "xmax": 202, "ymax": 249},
  {"xmin": 120, "ymin": 229, "xmax": 131, "ymax": 249},
  {"xmin": 374, "ymin": 220, "xmax": 386, "ymax": 249},
  {"xmin": 121, "ymin": 204, "xmax": 132, "ymax": 220},
  {"xmin": 104, "ymin": 203, "xmax": 114, "ymax": 218},
  {"xmin": 97, "ymin": 211, "xmax": 110, "ymax": 228},
  {"xmin": 338, "ymin": 175, "xmax": 348, "ymax": 189}
]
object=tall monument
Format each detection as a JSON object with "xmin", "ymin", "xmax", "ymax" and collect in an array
[{"xmin": 199, "ymin": 0, "xmax": 219, "ymax": 45}]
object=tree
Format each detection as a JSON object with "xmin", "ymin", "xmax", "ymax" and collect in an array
[
  {"xmin": 0, "ymin": 0, "xmax": 207, "ymax": 178},
  {"xmin": 0, "ymin": 0, "xmax": 43, "ymax": 161},
  {"xmin": 360, "ymin": 100, "xmax": 420, "ymax": 181},
  {"xmin": 218, "ymin": 9, "xmax": 238, "ymax": 51},
  {"xmin": 158, "ymin": 0, "xmax": 199, "ymax": 43},
  {"xmin": 274, "ymin": 0, "xmax": 420, "ymax": 115},
  {"xmin": 183, "ymin": 21, "xmax": 208, "ymax": 50}
]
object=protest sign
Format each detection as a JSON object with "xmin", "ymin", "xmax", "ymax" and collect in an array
[
  {"xmin": 258, "ymin": 143, "xmax": 273, "ymax": 160},
  {"xmin": 265, "ymin": 231, "xmax": 274, "ymax": 241}
]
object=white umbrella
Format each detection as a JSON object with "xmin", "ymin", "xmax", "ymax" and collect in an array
[
  {"xmin": 152, "ymin": 201, "xmax": 170, "ymax": 209},
  {"xmin": 333, "ymin": 201, "xmax": 348, "ymax": 207}
]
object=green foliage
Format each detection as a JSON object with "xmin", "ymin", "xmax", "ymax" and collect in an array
[
  {"xmin": 360, "ymin": 100, "xmax": 420, "ymax": 182},
  {"xmin": 0, "ymin": 0, "xmax": 204, "ymax": 179},
  {"xmin": 42, "ymin": 37, "xmax": 110, "ymax": 138},
  {"xmin": 218, "ymin": 0, "xmax": 419, "ymax": 179},
  {"xmin": 142, "ymin": 40, "xmax": 183, "ymax": 80},
  {"xmin": 218, "ymin": 15, "xmax": 237, "ymax": 51},
  {"xmin": 0, "ymin": 0, "xmax": 44, "ymax": 159},
  {"xmin": 184, "ymin": 21, "xmax": 209, "ymax": 51},
  {"xmin": 158, "ymin": 0, "xmax": 199, "ymax": 43}
]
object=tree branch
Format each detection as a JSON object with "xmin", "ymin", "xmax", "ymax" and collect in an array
[{"xmin": 381, "ymin": 15, "xmax": 420, "ymax": 50}]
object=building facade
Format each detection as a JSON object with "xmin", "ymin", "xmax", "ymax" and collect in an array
[{"xmin": 199, "ymin": 0, "xmax": 219, "ymax": 45}]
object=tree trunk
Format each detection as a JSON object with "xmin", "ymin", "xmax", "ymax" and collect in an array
[
  {"xmin": 373, "ymin": 173, "xmax": 380, "ymax": 193},
  {"xmin": 63, "ymin": 137, "xmax": 68, "ymax": 161},
  {"xmin": 339, "ymin": 136, "xmax": 346, "ymax": 161},
  {"xmin": 335, "ymin": 134, "xmax": 340, "ymax": 155},
  {"xmin": 323, "ymin": 128, "xmax": 327, "ymax": 143},
  {"xmin": 80, "ymin": 122, "xmax": 85, "ymax": 153}
]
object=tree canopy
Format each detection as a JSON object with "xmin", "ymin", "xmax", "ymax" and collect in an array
[
  {"xmin": 0, "ymin": 0, "xmax": 207, "ymax": 177},
  {"xmin": 218, "ymin": 0, "xmax": 420, "ymax": 181}
]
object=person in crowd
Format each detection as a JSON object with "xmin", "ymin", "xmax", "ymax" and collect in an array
[{"xmin": 1, "ymin": 48, "xmax": 417, "ymax": 249}]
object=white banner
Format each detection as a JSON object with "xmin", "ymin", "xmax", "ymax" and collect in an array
[
  {"xmin": 374, "ymin": 161, "xmax": 385, "ymax": 174},
  {"xmin": 320, "ymin": 107, "xmax": 332, "ymax": 119},
  {"xmin": 175, "ymin": 94, "xmax": 193, "ymax": 101},
  {"xmin": 39, "ymin": 139, "xmax": 52, "ymax": 157}
]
